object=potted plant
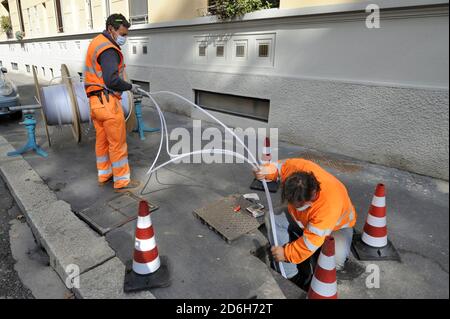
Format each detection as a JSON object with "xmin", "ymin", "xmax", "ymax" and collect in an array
[{"xmin": 0, "ymin": 16, "xmax": 13, "ymax": 39}]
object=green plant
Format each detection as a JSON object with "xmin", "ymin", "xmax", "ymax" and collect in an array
[
  {"xmin": 212, "ymin": 0, "xmax": 273, "ymax": 20},
  {"xmin": 0, "ymin": 16, "xmax": 12, "ymax": 34}
]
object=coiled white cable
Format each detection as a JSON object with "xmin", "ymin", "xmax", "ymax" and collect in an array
[{"xmin": 137, "ymin": 88, "xmax": 287, "ymax": 278}]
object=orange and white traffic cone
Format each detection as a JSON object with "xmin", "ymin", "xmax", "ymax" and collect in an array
[
  {"xmin": 261, "ymin": 137, "xmax": 272, "ymax": 164},
  {"xmin": 352, "ymin": 184, "xmax": 400, "ymax": 261},
  {"xmin": 362, "ymin": 184, "xmax": 388, "ymax": 248},
  {"xmin": 133, "ymin": 201, "xmax": 161, "ymax": 275},
  {"xmin": 124, "ymin": 201, "xmax": 170, "ymax": 293},
  {"xmin": 308, "ymin": 236, "xmax": 338, "ymax": 299},
  {"xmin": 250, "ymin": 137, "xmax": 280, "ymax": 193}
]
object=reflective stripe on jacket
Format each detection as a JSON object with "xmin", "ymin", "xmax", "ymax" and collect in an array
[
  {"xmin": 279, "ymin": 159, "xmax": 357, "ymax": 264},
  {"xmin": 84, "ymin": 33, "xmax": 125, "ymax": 95}
]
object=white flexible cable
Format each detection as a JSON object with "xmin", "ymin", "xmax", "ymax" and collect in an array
[{"xmin": 138, "ymin": 89, "xmax": 287, "ymax": 278}]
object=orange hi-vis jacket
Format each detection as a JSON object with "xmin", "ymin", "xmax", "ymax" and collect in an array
[
  {"xmin": 84, "ymin": 33, "xmax": 125, "ymax": 96},
  {"xmin": 274, "ymin": 159, "xmax": 357, "ymax": 264}
]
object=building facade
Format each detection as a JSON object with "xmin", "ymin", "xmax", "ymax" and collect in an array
[
  {"xmin": 0, "ymin": 0, "xmax": 370, "ymax": 41},
  {"xmin": 0, "ymin": 0, "xmax": 449, "ymax": 180}
]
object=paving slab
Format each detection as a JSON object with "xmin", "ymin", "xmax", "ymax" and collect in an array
[{"xmin": 74, "ymin": 257, "xmax": 156, "ymax": 299}]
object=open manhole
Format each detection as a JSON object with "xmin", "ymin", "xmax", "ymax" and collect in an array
[{"xmin": 77, "ymin": 192, "xmax": 159, "ymax": 235}]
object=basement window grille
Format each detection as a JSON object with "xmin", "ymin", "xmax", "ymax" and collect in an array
[
  {"xmin": 26, "ymin": 65, "xmax": 31, "ymax": 73},
  {"xmin": 199, "ymin": 44, "xmax": 207, "ymax": 57},
  {"xmin": 132, "ymin": 45, "xmax": 137, "ymax": 55},
  {"xmin": 11, "ymin": 63, "xmax": 19, "ymax": 70},
  {"xmin": 0, "ymin": 60, "xmax": 2, "ymax": 67},
  {"xmin": 195, "ymin": 90, "xmax": 270, "ymax": 122},
  {"xmin": 216, "ymin": 45, "xmax": 224, "ymax": 57},
  {"xmin": 236, "ymin": 45, "xmax": 246, "ymax": 58},
  {"xmin": 143, "ymin": 45, "xmax": 148, "ymax": 55},
  {"xmin": 259, "ymin": 44, "xmax": 269, "ymax": 58}
]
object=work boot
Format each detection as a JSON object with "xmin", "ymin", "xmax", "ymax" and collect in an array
[{"xmin": 115, "ymin": 180, "xmax": 142, "ymax": 193}]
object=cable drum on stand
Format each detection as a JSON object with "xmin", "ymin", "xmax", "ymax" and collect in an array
[{"xmin": 34, "ymin": 64, "xmax": 135, "ymax": 146}]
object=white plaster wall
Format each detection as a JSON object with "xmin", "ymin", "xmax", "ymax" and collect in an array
[{"xmin": 0, "ymin": 3, "xmax": 448, "ymax": 179}]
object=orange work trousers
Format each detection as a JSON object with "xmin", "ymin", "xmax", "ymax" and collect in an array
[{"xmin": 89, "ymin": 92, "xmax": 131, "ymax": 189}]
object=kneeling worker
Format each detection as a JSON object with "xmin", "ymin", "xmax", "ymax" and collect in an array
[
  {"xmin": 84, "ymin": 14, "xmax": 141, "ymax": 192},
  {"xmin": 254, "ymin": 158, "xmax": 357, "ymax": 290}
]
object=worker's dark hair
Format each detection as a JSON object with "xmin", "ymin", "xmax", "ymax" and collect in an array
[
  {"xmin": 281, "ymin": 172, "xmax": 321, "ymax": 204},
  {"xmin": 106, "ymin": 14, "xmax": 131, "ymax": 31}
]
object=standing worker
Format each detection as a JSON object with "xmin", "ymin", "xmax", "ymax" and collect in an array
[
  {"xmin": 84, "ymin": 14, "xmax": 141, "ymax": 192},
  {"xmin": 254, "ymin": 158, "xmax": 357, "ymax": 291}
]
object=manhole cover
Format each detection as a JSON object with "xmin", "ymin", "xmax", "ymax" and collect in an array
[
  {"xmin": 77, "ymin": 192, "xmax": 159, "ymax": 235},
  {"xmin": 193, "ymin": 194, "xmax": 264, "ymax": 244}
]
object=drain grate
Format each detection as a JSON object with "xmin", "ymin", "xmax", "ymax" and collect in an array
[
  {"xmin": 193, "ymin": 194, "xmax": 264, "ymax": 244},
  {"xmin": 77, "ymin": 192, "xmax": 159, "ymax": 235}
]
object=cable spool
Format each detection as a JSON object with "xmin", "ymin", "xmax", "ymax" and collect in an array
[{"xmin": 33, "ymin": 64, "xmax": 135, "ymax": 146}]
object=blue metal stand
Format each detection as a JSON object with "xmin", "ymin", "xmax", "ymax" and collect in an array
[
  {"xmin": 133, "ymin": 98, "xmax": 160, "ymax": 141},
  {"xmin": 7, "ymin": 112, "xmax": 48, "ymax": 158}
]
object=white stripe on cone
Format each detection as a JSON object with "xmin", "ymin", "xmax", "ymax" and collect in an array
[
  {"xmin": 137, "ymin": 216, "xmax": 152, "ymax": 229},
  {"xmin": 262, "ymin": 147, "xmax": 271, "ymax": 155},
  {"xmin": 362, "ymin": 232, "xmax": 388, "ymax": 248},
  {"xmin": 135, "ymin": 237, "xmax": 157, "ymax": 252},
  {"xmin": 132, "ymin": 259, "xmax": 161, "ymax": 275},
  {"xmin": 317, "ymin": 253, "xmax": 335, "ymax": 271},
  {"xmin": 310, "ymin": 279, "xmax": 337, "ymax": 298},
  {"xmin": 366, "ymin": 214, "xmax": 387, "ymax": 228},
  {"xmin": 372, "ymin": 195, "xmax": 386, "ymax": 208}
]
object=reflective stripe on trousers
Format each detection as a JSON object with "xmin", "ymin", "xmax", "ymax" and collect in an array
[{"xmin": 90, "ymin": 94, "xmax": 131, "ymax": 189}]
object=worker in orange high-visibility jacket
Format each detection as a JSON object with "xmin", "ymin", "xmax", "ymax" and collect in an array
[
  {"xmin": 254, "ymin": 158, "xmax": 357, "ymax": 291},
  {"xmin": 84, "ymin": 14, "xmax": 141, "ymax": 192}
]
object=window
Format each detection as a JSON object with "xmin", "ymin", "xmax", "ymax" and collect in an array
[
  {"xmin": 143, "ymin": 45, "xmax": 148, "ymax": 55},
  {"xmin": 195, "ymin": 90, "xmax": 270, "ymax": 122},
  {"xmin": 11, "ymin": 63, "xmax": 19, "ymax": 71},
  {"xmin": 50, "ymin": 68, "xmax": 54, "ymax": 78},
  {"xmin": 0, "ymin": 61, "xmax": 3, "ymax": 67},
  {"xmin": 216, "ymin": 45, "xmax": 224, "ymax": 57},
  {"xmin": 26, "ymin": 65, "xmax": 31, "ymax": 73},
  {"xmin": 132, "ymin": 45, "xmax": 137, "ymax": 55},
  {"xmin": 235, "ymin": 44, "xmax": 246, "ymax": 58},
  {"xmin": 75, "ymin": 41, "xmax": 81, "ymax": 50},
  {"xmin": 199, "ymin": 44, "xmax": 207, "ymax": 57},
  {"xmin": 259, "ymin": 44, "xmax": 269, "ymax": 58},
  {"xmin": 41, "ymin": 67, "xmax": 46, "ymax": 76},
  {"xmin": 129, "ymin": 0, "xmax": 148, "ymax": 25}
]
